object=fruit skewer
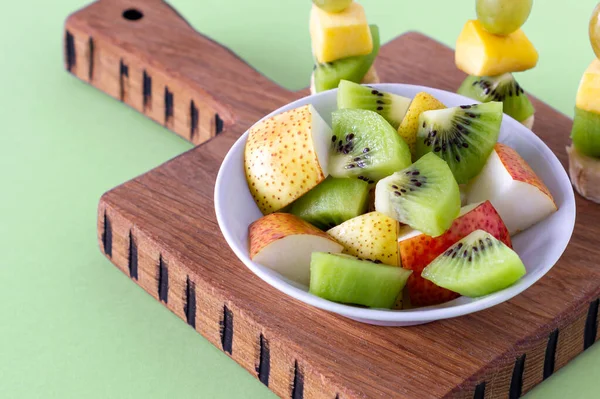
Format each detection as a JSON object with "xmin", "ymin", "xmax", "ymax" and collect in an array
[
  {"xmin": 568, "ymin": 3, "xmax": 600, "ymax": 203},
  {"xmin": 456, "ymin": 0, "xmax": 538, "ymax": 129},
  {"xmin": 309, "ymin": 0, "xmax": 380, "ymax": 94}
]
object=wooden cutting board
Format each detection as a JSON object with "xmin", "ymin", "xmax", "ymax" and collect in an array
[{"xmin": 64, "ymin": 1, "xmax": 600, "ymax": 398}]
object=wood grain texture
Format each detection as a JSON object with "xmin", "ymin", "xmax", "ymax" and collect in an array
[
  {"xmin": 64, "ymin": 0, "xmax": 295, "ymax": 145},
  {"xmin": 64, "ymin": 1, "xmax": 600, "ymax": 398}
]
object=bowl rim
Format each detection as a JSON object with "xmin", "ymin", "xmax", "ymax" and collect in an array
[{"xmin": 215, "ymin": 83, "xmax": 576, "ymax": 323}]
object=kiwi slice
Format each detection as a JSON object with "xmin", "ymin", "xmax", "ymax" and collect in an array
[
  {"xmin": 422, "ymin": 230, "xmax": 526, "ymax": 297},
  {"xmin": 415, "ymin": 102, "xmax": 503, "ymax": 184},
  {"xmin": 313, "ymin": 25, "xmax": 380, "ymax": 93},
  {"xmin": 374, "ymin": 153, "xmax": 461, "ymax": 237},
  {"xmin": 309, "ymin": 252, "xmax": 412, "ymax": 308},
  {"xmin": 288, "ymin": 177, "xmax": 369, "ymax": 230},
  {"xmin": 571, "ymin": 107, "xmax": 600, "ymax": 157},
  {"xmin": 337, "ymin": 80, "xmax": 411, "ymax": 129},
  {"xmin": 329, "ymin": 109, "xmax": 412, "ymax": 183},
  {"xmin": 458, "ymin": 74, "xmax": 534, "ymax": 123}
]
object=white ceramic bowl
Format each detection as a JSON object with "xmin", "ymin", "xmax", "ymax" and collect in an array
[{"xmin": 215, "ymin": 84, "xmax": 576, "ymax": 326}]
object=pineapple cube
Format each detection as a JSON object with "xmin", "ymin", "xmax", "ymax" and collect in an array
[
  {"xmin": 455, "ymin": 20, "xmax": 538, "ymax": 76},
  {"xmin": 576, "ymin": 59, "xmax": 600, "ymax": 115},
  {"xmin": 310, "ymin": 2, "xmax": 373, "ymax": 64}
]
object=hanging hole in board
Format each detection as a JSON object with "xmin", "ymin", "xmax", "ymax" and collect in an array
[{"xmin": 123, "ymin": 9, "xmax": 143, "ymax": 21}]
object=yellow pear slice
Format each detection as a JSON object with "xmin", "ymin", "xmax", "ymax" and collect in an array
[{"xmin": 245, "ymin": 104, "xmax": 331, "ymax": 214}]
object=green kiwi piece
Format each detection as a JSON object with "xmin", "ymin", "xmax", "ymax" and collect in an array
[
  {"xmin": 288, "ymin": 176, "xmax": 369, "ymax": 230},
  {"xmin": 313, "ymin": 25, "xmax": 380, "ymax": 93},
  {"xmin": 458, "ymin": 74, "xmax": 534, "ymax": 123},
  {"xmin": 415, "ymin": 102, "xmax": 503, "ymax": 184},
  {"xmin": 570, "ymin": 107, "xmax": 600, "ymax": 157},
  {"xmin": 329, "ymin": 109, "xmax": 412, "ymax": 183},
  {"xmin": 374, "ymin": 153, "xmax": 461, "ymax": 237},
  {"xmin": 309, "ymin": 252, "xmax": 412, "ymax": 308},
  {"xmin": 422, "ymin": 230, "xmax": 526, "ymax": 297},
  {"xmin": 337, "ymin": 80, "xmax": 412, "ymax": 129}
]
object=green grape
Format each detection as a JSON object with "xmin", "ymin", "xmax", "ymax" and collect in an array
[
  {"xmin": 589, "ymin": 3, "xmax": 600, "ymax": 58},
  {"xmin": 312, "ymin": 0, "xmax": 352, "ymax": 13},
  {"xmin": 476, "ymin": 0, "xmax": 533, "ymax": 35}
]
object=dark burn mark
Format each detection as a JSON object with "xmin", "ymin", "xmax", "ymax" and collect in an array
[
  {"xmin": 128, "ymin": 231, "xmax": 138, "ymax": 280},
  {"xmin": 184, "ymin": 277, "xmax": 196, "ymax": 328},
  {"xmin": 543, "ymin": 329, "xmax": 559, "ymax": 380},
  {"xmin": 584, "ymin": 298, "xmax": 599, "ymax": 350},
  {"xmin": 509, "ymin": 354, "xmax": 526, "ymax": 399},
  {"xmin": 164, "ymin": 87, "xmax": 174, "ymax": 124},
  {"xmin": 221, "ymin": 305, "xmax": 233, "ymax": 354},
  {"xmin": 190, "ymin": 100, "xmax": 199, "ymax": 141},
  {"xmin": 256, "ymin": 334, "xmax": 270, "ymax": 386},
  {"xmin": 291, "ymin": 360, "xmax": 304, "ymax": 399},
  {"xmin": 143, "ymin": 70, "xmax": 152, "ymax": 111},
  {"xmin": 215, "ymin": 113, "xmax": 224, "ymax": 135},
  {"xmin": 119, "ymin": 59, "xmax": 129, "ymax": 102},
  {"xmin": 102, "ymin": 212, "xmax": 112, "ymax": 257},
  {"xmin": 65, "ymin": 30, "xmax": 76, "ymax": 72},
  {"xmin": 88, "ymin": 37, "xmax": 94, "ymax": 81},
  {"xmin": 158, "ymin": 255, "xmax": 168, "ymax": 303},
  {"xmin": 473, "ymin": 382, "xmax": 485, "ymax": 399}
]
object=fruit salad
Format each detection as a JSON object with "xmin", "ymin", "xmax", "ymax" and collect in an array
[
  {"xmin": 309, "ymin": 0, "xmax": 380, "ymax": 94},
  {"xmin": 244, "ymin": 81, "xmax": 557, "ymax": 309},
  {"xmin": 455, "ymin": 0, "xmax": 537, "ymax": 130},
  {"xmin": 567, "ymin": 3, "xmax": 600, "ymax": 203}
]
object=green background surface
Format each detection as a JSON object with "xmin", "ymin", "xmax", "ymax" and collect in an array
[{"xmin": 0, "ymin": 0, "xmax": 599, "ymax": 397}]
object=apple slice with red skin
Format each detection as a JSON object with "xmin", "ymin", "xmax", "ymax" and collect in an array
[
  {"xmin": 466, "ymin": 143, "xmax": 557, "ymax": 235},
  {"xmin": 249, "ymin": 213, "xmax": 343, "ymax": 286},
  {"xmin": 398, "ymin": 200, "xmax": 511, "ymax": 307}
]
